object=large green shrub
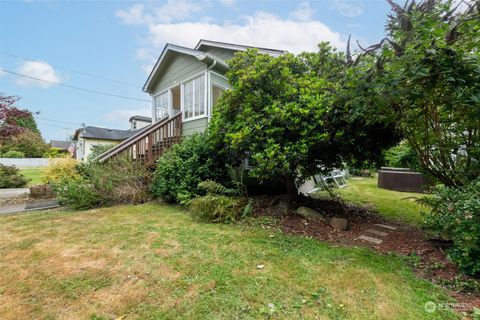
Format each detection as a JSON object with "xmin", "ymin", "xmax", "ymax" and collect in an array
[
  {"xmin": 54, "ymin": 177, "xmax": 101, "ymax": 210},
  {"xmin": 421, "ymin": 179, "xmax": 480, "ymax": 275},
  {"xmin": 0, "ymin": 164, "xmax": 28, "ymax": 188},
  {"xmin": 151, "ymin": 134, "xmax": 224, "ymax": 203},
  {"xmin": 2, "ymin": 150, "xmax": 25, "ymax": 158}
]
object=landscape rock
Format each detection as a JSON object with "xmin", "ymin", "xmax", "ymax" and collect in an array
[
  {"xmin": 330, "ymin": 217, "xmax": 348, "ymax": 231},
  {"xmin": 296, "ymin": 206, "xmax": 324, "ymax": 220}
]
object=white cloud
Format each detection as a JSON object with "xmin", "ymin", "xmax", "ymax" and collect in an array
[
  {"xmin": 329, "ymin": 0, "xmax": 364, "ymax": 18},
  {"xmin": 116, "ymin": 0, "xmax": 202, "ymax": 25},
  {"xmin": 16, "ymin": 61, "xmax": 61, "ymax": 88},
  {"xmin": 102, "ymin": 107, "xmax": 151, "ymax": 123},
  {"xmin": 290, "ymin": 2, "xmax": 314, "ymax": 22},
  {"xmin": 0, "ymin": 69, "xmax": 5, "ymax": 76},
  {"xmin": 147, "ymin": 12, "xmax": 346, "ymax": 54},
  {"xmin": 219, "ymin": 0, "xmax": 235, "ymax": 8},
  {"xmin": 115, "ymin": 3, "xmax": 147, "ymax": 25}
]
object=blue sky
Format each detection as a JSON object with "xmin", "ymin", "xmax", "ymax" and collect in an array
[{"xmin": 0, "ymin": 0, "xmax": 391, "ymax": 142}]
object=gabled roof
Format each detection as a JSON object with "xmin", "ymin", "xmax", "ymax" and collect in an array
[
  {"xmin": 73, "ymin": 126, "xmax": 137, "ymax": 141},
  {"xmin": 195, "ymin": 39, "xmax": 285, "ymax": 56},
  {"xmin": 142, "ymin": 43, "xmax": 229, "ymax": 93},
  {"xmin": 50, "ymin": 140, "xmax": 72, "ymax": 150},
  {"xmin": 142, "ymin": 40, "xmax": 285, "ymax": 93},
  {"xmin": 129, "ymin": 115, "xmax": 152, "ymax": 123}
]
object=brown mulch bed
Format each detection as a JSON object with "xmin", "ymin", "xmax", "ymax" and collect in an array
[{"xmin": 251, "ymin": 195, "xmax": 480, "ymax": 314}]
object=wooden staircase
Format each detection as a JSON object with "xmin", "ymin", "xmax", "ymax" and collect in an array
[{"xmin": 98, "ymin": 112, "xmax": 182, "ymax": 164}]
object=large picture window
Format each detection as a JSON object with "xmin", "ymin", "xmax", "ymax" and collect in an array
[
  {"xmin": 155, "ymin": 92, "xmax": 168, "ymax": 120},
  {"xmin": 183, "ymin": 75, "xmax": 205, "ymax": 120}
]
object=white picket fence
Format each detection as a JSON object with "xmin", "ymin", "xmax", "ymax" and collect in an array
[{"xmin": 0, "ymin": 158, "xmax": 57, "ymax": 168}]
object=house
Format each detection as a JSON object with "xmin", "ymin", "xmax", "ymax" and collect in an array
[
  {"xmin": 73, "ymin": 126, "xmax": 137, "ymax": 161},
  {"xmin": 49, "ymin": 140, "xmax": 75, "ymax": 157},
  {"xmin": 129, "ymin": 115, "xmax": 151, "ymax": 130},
  {"xmin": 99, "ymin": 39, "xmax": 284, "ymax": 163}
]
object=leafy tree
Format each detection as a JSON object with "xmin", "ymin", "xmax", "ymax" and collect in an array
[
  {"xmin": 209, "ymin": 48, "xmax": 398, "ymax": 195},
  {"xmin": 0, "ymin": 93, "xmax": 39, "ymax": 137},
  {"xmin": 0, "ymin": 130, "xmax": 49, "ymax": 158},
  {"xmin": 347, "ymin": 0, "xmax": 480, "ymax": 186}
]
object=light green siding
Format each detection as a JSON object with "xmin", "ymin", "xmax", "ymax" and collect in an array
[
  {"xmin": 182, "ymin": 118, "xmax": 208, "ymax": 136},
  {"xmin": 203, "ymin": 47, "xmax": 237, "ymax": 62},
  {"xmin": 152, "ymin": 54, "xmax": 206, "ymax": 95},
  {"xmin": 210, "ymin": 72, "xmax": 229, "ymax": 88}
]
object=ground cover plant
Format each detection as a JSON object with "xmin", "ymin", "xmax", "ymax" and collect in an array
[{"xmin": 0, "ymin": 203, "xmax": 460, "ymax": 319}]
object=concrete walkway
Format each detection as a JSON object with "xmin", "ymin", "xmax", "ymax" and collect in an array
[
  {"xmin": 0, "ymin": 188, "xmax": 29, "ymax": 199},
  {"xmin": 0, "ymin": 199, "xmax": 59, "ymax": 215}
]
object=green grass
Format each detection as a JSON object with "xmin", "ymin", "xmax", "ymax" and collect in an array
[
  {"xmin": 333, "ymin": 177, "xmax": 428, "ymax": 225},
  {"xmin": 19, "ymin": 167, "xmax": 47, "ymax": 186},
  {"xmin": 0, "ymin": 203, "xmax": 458, "ymax": 319}
]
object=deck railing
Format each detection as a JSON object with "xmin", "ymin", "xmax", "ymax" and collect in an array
[{"xmin": 98, "ymin": 112, "xmax": 182, "ymax": 164}]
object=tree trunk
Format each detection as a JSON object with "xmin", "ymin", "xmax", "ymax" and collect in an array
[{"xmin": 284, "ymin": 174, "xmax": 298, "ymax": 197}]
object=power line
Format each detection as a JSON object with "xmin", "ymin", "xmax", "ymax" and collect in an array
[
  {"xmin": 34, "ymin": 115, "xmax": 82, "ymax": 126},
  {"xmin": 0, "ymin": 68, "xmax": 151, "ymax": 103},
  {"xmin": 0, "ymin": 51, "xmax": 142, "ymax": 88}
]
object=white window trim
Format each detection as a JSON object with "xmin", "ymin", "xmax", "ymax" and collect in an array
[
  {"xmin": 151, "ymin": 70, "xmax": 209, "ymax": 123},
  {"xmin": 181, "ymin": 72, "xmax": 208, "ymax": 123}
]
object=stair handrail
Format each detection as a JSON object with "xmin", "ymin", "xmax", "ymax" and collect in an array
[{"xmin": 97, "ymin": 112, "xmax": 181, "ymax": 162}]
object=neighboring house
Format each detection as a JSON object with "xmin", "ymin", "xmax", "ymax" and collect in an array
[
  {"xmin": 129, "ymin": 115, "xmax": 151, "ymax": 130},
  {"xmin": 50, "ymin": 140, "xmax": 75, "ymax": 157},
  {"xmin": 99, "ymin": 39, "xmax": 284, "ymax": 163},
  {"xmin": 73, "ymin": 126, "xmax": 137, "ymax": 161}
]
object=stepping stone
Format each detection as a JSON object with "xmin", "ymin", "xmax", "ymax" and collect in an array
[
  {"xmin": 373, "ymin": 223, "xmax": 397, "ymax": 230},
  {"xmin": 359, "ymin": 235, "xmax": 383, "ymax": 245},
  {"xmin": 366, "ymin": 229, "xmax": 388, "ymax": 237}
]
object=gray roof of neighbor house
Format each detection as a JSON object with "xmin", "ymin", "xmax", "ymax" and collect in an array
[
  {"xmin": 50, "ymin": 140, "xmax": 72, "ymax": 150},
  {"xmin": 73, "ymin": 126, "xmax": 137, "ymax": 141},
  {"xmin": 143, "ymin": 39, "xmax": 285, "ymax": 93},
  {"xmin": 129, "ymin": 115, "xmax": 152, "ymax": 123}
]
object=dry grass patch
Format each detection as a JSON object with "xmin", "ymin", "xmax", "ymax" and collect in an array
[{"xmin": 0, "ymin": 204, "xmax": 460, "ymax": 319}]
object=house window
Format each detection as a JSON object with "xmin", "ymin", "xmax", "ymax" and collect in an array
[
  {"xmin": 183, "ymin": 75, "xmax": 205, "ymax": 120},
  {"xmin": 212, "ymin": 85, "xmax": 226, "ymax": 106},
  {"xmin": 155, "ymin": 92, "xmax": 168, "ymax": 120}
]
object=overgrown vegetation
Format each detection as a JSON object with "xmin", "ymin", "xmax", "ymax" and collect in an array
[
  {"xmin": 52, "ymin": 156, "xmax": 150, "ymax": 210},
  {"xmin": 421, "ymin": 178, "xmax": 480, "ymax": 276},
  {"xmin": 87, "ymin": 144, "xmax": 115, "ymax": 162},
  {"xmin": 346, "ymin": 0, "xmax": 480, "ymax": 187},
  {"xmin": 151, "ymin": 134, "xmax": 225, "ymax": 203},
  {"xmin": 0, "ymin": 164, "xmax": 28, "ymax": 188}
]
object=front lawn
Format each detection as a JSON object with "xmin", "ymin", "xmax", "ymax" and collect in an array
[
  {"xmin": 19, "ymin": 167, "xmax": 47, "ymax": 186},
  {"xmin": 0, "ymin": 204, "xmax": 457, "ymax": 319},
  {"xmin": 334, "ymin": 177, "xmax": 428, "ymax": 225}
]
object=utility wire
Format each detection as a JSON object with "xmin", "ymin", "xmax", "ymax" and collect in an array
[
  {"xmin": 0, "ymin": 51, "xmax": 142, "ymax": 88},
  {"xmin": 34, "ymin": 115, "xmax": 82, "ymax": 126},
  {"xmin": 0, "ymin": 68, "xmax": 151, "ymax": 103}
]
